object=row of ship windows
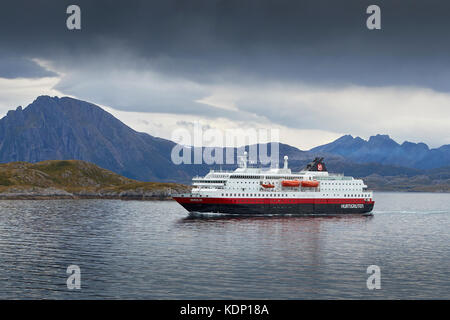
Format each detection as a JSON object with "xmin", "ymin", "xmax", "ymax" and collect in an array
[
  {"xmin": 265, "ymin": 176, "xmax": 303, "ymax": 179},
  {"xmin": 221, "ymin": 193, "xmax": 370, "ymax": 198},
  {"xmin": 198, "ymin": 181, "xmax": 263, "ymax": 184},
  {"xmin": 230, "ymin": 175, "xmax": 260, "ymax": 179},
  {"xmin": 322, "ymin": 181, "xmax": 361, "ymax": 185},
  {"xmin": 196, "ymin": 180, "xmax": 226, "ymax": 183},
  {"xmin": 230, "ymin": 181, "xmax": 259, "ymax": 184},
  {"xmin": 229, "ymin": 176, "xmax": 304, "ymax": 179},
  {"xmin": 200, "ymin": 180, "xmax": 362, "ymax": 185}
]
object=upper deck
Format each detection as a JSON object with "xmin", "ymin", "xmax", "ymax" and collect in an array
[{"xmin": 191, "ymin": 154, "xmax": 371, "ymax": 197}]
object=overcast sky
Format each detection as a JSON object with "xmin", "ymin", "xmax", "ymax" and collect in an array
[{"xmin": 1, "ymin": 0, "xmax": 449, "ymax": 149}]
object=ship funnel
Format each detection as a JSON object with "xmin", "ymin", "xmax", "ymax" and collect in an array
[{"xmin": 283, "ymin": 155, "xmax": 288, "ymax": 169}]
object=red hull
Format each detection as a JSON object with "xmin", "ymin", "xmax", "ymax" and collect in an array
[{"xmin": 173, "ymin": 196, "xmax": 375, "ymax": 215}]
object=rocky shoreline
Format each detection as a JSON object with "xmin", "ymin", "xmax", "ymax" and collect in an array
[{"xmin": 0, "ymin": 187, "xmax": 186, "ymax": 200}]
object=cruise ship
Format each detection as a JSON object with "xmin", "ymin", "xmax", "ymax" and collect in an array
[{"xmin": 173, "ymin": 153, "xmax": 374, "ymax": 215}]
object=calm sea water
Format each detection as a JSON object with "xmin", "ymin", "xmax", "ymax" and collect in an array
[{"xmin": 0, "ymin": 192, "xmax": 448, "ymax": 299}]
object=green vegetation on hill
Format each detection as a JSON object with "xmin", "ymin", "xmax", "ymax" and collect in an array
[{"xmin": 0, "ymin": 160, "xmax": 190, "ymax": 199}]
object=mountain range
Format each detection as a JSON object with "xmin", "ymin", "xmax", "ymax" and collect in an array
[
  {"xmin": 0, "ymin": 96, "xmax": 449, "ymax": 189},
  {"xmin": 311, "ymin": 134, "xmax": 450, "ymax": 170},
  {"xmin": 0, "ymin": 96, "xmax": 194, "ymax": 182}
]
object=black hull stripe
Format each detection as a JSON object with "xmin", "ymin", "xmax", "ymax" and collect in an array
[{"xmin": 176, "ymin": 202, "xmax": 375, "ymax": 215}]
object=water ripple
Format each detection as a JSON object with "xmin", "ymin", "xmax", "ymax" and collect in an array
[{"xmin": 0, "ymin": 194, "xmax": 449, "ymax": 299}]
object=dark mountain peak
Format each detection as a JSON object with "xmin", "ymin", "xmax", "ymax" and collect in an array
[
  {"xmin": 401, "ymin": 141, "xmax": 430, "ymax": 151},
  {"xmin": 23, "ymin": 95, "xmax": 63, "ymax": 115},
  {"xmin": 14, "ymin": 96, "xmax": 123, "ymax": 130},
  {"xmin": 330, "ymin": 134, "xmax": 368, "ymax": 145},
  {"xmin": 31, "ymin": 95, "xmax": 93, "ymax": 109},
  {"xmin": 29, "ymin": 95, "xmax": 88, "ymax": 109},
  {"xmin": 29, "ymin": 95, "xmax": 63, "ymax": 109},
  {"xmin": 329, "ymin": 134, "xmax": 395, "ymax": 146},
  {"xmin": 367, "ymin": 134, "xmax": 399, "ymax": 147},
  {"xmin": 336, "ymin": 134, "xmax": 354, "ymax": 141},
  {"xmin": 5, "ymin": 105, "xmax": 24, "ymax": 118},
  {"xmin": 369, "ymin": 134, "xmax": 391, "ymax": 141},
  {"xmin": 309, "ymin": 134, "xmax": 365, "ymax": 155},
  {"xmin": 34, "ymin": 95, "xmax": 58, "ymax": 102}
]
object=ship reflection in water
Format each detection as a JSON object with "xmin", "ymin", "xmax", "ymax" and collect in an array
[
  {"xmin": 183, "ymin": 212, "xmax": 374, "ymax": 220},
  {"xmin": 178, "ymin": 213, "xmax": 375, "ymax": 298},
  {"xmin": 0, "ymin": 192, "xmax": 449, "ymax": 299}
]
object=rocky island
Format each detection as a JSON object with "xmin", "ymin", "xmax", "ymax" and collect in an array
[{"xmin": 0, "ymin": 160, "xmax": 190, "ymax": 200}]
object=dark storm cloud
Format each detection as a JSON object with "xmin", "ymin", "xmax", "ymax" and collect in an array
[
  {"xmin": 1, "ymin": 0, "xmax": 450, "ymax": 89},
  {"xmin": 0, "ymin": 55, "xmax": 57, "ymax": 78}
]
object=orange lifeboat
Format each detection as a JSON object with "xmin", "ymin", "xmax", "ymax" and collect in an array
[
  {"xmin": 301, "ymin": 180, "xmax": 319, "ymax": 188},
  {"xmin": 261, "ymin": 183, "xmax": 275, "ymax": 188},
  {"xmin": 281, "ymin": 180, "xmax": 301, "ymax": 187}
]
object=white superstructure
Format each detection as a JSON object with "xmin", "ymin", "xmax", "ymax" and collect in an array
[{"xmin": 190, "ymin": 152, "xmax": 373, "ymax": 202}]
